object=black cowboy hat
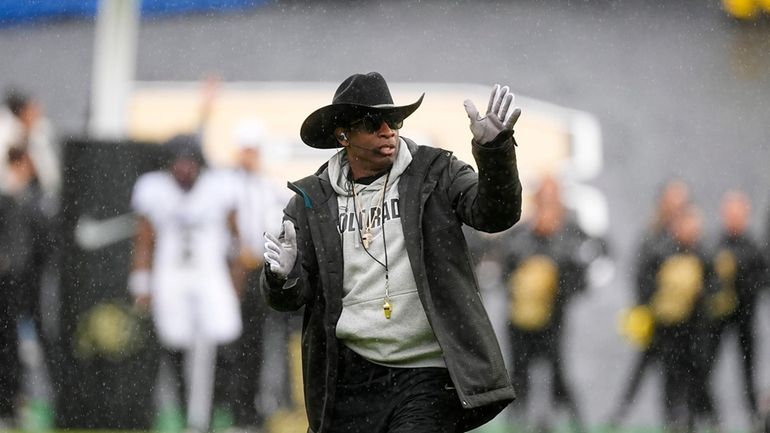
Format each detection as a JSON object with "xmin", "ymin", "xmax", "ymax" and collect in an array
[{"xmin": 300, "ymin": 72, "xmax": 424, "ymax": 149}]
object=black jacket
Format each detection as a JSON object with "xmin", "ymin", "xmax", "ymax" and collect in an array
[
  {"xmin": 645, "ymin": 238, "xmax": 717, "ymax": 361},
  {"xmin": 500, "ymin": 219, "xmax": 588, "ymax": 338},
  {"xmin": 262, "ymin": 133, "xmax": 521, "ymax": 433},
  {"xmin": 713, "ymin": 233, "xmax": 769, "ymax": 322}
]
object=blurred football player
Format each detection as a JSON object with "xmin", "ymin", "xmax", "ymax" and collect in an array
[{"xmin": 128, "ymin": 134, "xmax": 243, "ymax": 433}]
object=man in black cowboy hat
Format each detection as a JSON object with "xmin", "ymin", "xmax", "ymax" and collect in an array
[{"xmin": 261, "ymin": 72, "xmax": 522, "ymax": 432}]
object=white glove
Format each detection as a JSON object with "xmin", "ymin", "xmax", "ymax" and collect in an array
[
  {"xmin": 463, "ymin": 84, "xmax": 521, "ymax": 144},
  {"xmin": 128, "ymin": 269, "xmax": 151, "ymax": 297},
  {"xmin": 264, "ymin": 220, "xmax": 297, "ymax": 279}
]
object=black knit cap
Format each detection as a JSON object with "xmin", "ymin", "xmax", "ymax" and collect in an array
[{"xmin": 300, "ymin": 72, "xmax": 423, "ymax": 149}]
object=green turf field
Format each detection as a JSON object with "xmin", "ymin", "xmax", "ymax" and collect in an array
[{"xmin": 2, "ymin": 400, "xmax": 755, "ymax": 433}]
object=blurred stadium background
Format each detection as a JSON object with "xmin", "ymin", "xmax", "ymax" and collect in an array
[{"xmin": 1, "ymin": 1, "xmax": 769, "ymax": 432}]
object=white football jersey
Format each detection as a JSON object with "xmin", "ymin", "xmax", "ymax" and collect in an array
[{"xmin": 131, "ymin": 169, "xmax": 242, "ymax": 348}]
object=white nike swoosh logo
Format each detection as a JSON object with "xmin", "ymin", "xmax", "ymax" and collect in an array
[{"xmin": 75, "ymin": 213, "xmax": 136, "ymax": 251}]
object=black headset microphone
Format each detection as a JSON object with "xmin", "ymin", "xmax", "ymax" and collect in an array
[{"xmin": 338, "ymin": 132, "xmax": 383, "ymax": 156}]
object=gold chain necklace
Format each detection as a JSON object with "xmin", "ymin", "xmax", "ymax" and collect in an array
[
  {"xmin": 351, "ymin": 173, "xmax": 389, "ymax": 250},
  {"xmin": 350, "ymin": 171, "xmax": 392, "ymax": 319}
]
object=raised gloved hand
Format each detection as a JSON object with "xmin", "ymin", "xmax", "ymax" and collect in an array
[
  {"xmin": 463, "ymin": 84, "xmax": 521, "ymax": 144},
  {"xmin": 264, "ymin": 220, "xmax": 297, "ymax": 279}
]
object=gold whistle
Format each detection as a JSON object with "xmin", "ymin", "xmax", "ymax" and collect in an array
[{"xmin": 383, "ymin": 301, "xmax": 392, "ymax": 319}]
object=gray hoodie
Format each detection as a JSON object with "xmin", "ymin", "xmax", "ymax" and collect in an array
[{"xmin": 327, "ymin": 138, "xmax": 445, "ymax": 368}]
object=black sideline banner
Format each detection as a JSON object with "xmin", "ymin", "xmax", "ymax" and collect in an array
[{"xmin": 55, "ymin": 138, "xmax": 166, "ymax": 429}]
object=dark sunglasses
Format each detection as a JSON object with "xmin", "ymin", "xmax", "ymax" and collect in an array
[{"xmin": 348, "ymin": 113, "xmax": 404, "ymax": 133}]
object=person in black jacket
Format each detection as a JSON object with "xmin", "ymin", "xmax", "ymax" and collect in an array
[
  {"xmin": 609, "ymin": 179, "xmax": 691, "ymax": 425},
  {"xmin": 0, "ymin": 193, "xmax": 26, "ymax": 429},
  {"xmin": 499, "ymin": 175, "xmax": 587, "ymax": 433},
  {"xmin": 0, "ymin": 147, "xmax": 53, "ymax": 429},
  {"xmin": 645, "ymin": 204, "xmax": 719, "ymax": 432},
  {"xmin": 260, "ymin": 72, "xmax": 522, "ymax": 433},
  {"xmin": 706, "ymin": 190, "xmax": 769, "ymax": 420}
]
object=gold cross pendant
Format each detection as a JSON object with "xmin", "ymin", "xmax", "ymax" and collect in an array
[
  {"xmin": 361, "ymin": 231, "xmax": 373, "ymax": 249},
  {"xmin": 383, "ymin": 300, "xmax": 392, "ymax": 319}
]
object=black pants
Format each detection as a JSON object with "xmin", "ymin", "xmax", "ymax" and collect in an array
[
  {"xmin": 658, "ymin": 323, "xmax": 717, "ymax": 432},
  {"xmin": 509, "ymin": 326, "xmax": 584, "ymax": 430},
  {"xmin": 0, "ymin": 276, "xmax": 21, "ymax": 418},
  {"xmin": 330, "ymin": 345, "xmax": 463, "ymax": 433},
  {"xmin": 611, "ymin": 339, "xmax": 660, "ymax": 422},
  {"xmin": 708, "ymin": 313, "xmax": 758, "ymax": 414}
]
